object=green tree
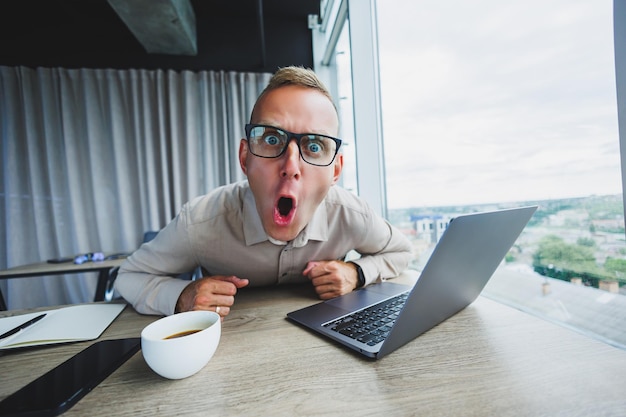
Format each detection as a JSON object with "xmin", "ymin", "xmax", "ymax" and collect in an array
[
  {"xmin": 533, "ymin": 235, "xmax": 597, "ymax": 273},
  {"xmin": 577, "ymin": 237, "xmax": 596, "ymax": 247},
  {"xmin": 604, "ymin": 257, "xmax": 626, "ymax": 277}
]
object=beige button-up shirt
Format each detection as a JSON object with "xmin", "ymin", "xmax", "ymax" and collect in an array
[{"xmin": 116, "ymin": 181, "xmax": 412, "ymax": 315}]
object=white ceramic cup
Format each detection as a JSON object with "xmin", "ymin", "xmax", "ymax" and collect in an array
[{"xmin": 141, "ymin": 311, "xmax": 221, "ymax": 379}]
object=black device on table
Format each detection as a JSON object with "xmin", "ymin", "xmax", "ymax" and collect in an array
[{"xmin": 0, "ymin": 338, "xmax": 140, "ymax": 416}]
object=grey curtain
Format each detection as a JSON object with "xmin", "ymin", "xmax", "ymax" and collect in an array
[{"xmin": 0, "ymin": 66, "xmax": 271, "ymax": 310}]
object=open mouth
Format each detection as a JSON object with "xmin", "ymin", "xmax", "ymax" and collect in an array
[
  {"xmin": 278, "ymin": 197, "xmax": 293, "ymax": 216},
  {"xmin": 274, "ymin": 196, "xmax": 296, "ymax": 225}
]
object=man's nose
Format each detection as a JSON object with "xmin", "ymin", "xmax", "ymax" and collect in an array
[{"xmin": 280, "ymin": 139, "xmax": 301, "ymax": 178}]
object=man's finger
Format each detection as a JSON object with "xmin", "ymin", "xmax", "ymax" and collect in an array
[
  {"xmin": 211, "ymin": 275, "xmax": 250, "ymax": 288},
  {"xmin": 302, "ymin": 261, "xmax": 318, "ymax": 276},
  {"xmin": 304, "ymin": 261, "xmax": 333, "ymax": 278}
]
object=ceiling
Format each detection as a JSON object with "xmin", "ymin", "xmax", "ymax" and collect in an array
[{"xmin": 0, "ymin": 0, "xmax": 320, "ymax": 73}]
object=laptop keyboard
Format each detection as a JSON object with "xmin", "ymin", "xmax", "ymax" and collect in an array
[{"xmin": 323, "ymin": 292, "xmax": 409, "ymax": 346}]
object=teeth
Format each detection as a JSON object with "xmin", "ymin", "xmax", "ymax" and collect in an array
[{"xmin": 278, "ymin": 197, "xmax": 293, "ymax": 216}]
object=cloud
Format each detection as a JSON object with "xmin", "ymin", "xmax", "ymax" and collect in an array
[{"xmin": 376, "ymin": 0, "xmax": 620, "ymax": 208}]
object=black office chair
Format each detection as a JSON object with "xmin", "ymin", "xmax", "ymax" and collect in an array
[{"xmin": 142, "ymin": 230, "xmax": 159, "ymax": 243}]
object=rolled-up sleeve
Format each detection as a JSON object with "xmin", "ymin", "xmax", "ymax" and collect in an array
[
  {"xmin": 323, "ymin": 187, "xmax": 413, "ymax": 286},
  {"xmin": 351, "ymin": 216, "xmax": 413, "ymax": 286},
  {"xmin": 115, "ymin": 203, "xmax": 198, "ymax": 316}
]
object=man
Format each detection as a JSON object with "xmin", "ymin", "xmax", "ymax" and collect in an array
[{"xmin": 115, "ymin": 66, "xmax": 412, "ymax": 317}]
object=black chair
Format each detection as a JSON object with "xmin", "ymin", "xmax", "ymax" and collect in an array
[{"xmin": 142, "ymin": 230, "xmax": 159, "ymax": 243}]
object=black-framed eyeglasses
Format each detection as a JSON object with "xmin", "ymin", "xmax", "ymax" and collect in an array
[{"xmin": 244, "ymin": 124, "xmax": 342, "ymax": 167}]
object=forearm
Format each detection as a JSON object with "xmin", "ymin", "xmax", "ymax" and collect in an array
[
  {"xmin": 114, "ymin": 205, "xmax": 198, "ymax": 315},
  {"xmin": 351, "ymin": 249, "xmax": 412, "ymax": 286},
  {"xmin": 115, "ymin": 265, "xmax": 189, "ymax": 315},
  {"xmin": 352, "ymin": 222, "xmax": 413, "ymax": 285}
]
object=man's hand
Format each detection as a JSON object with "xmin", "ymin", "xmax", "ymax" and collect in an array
[
  {"xmin": 175, "ymin": 275, "xmax": 249, "ymax": 319},
  {"xmin": 302, "ymin": 260, "xmax": 359, "ymax": 300}
]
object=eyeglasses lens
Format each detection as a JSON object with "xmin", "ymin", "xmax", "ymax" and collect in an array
[{"xmin": 248, "ymin": 126, "xmax": 288, "ymax": 158}]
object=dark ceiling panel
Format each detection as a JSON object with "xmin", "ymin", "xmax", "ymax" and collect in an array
[{"xmin": 0, "ymin": 0, "xmax": 320, "ymax": 73}]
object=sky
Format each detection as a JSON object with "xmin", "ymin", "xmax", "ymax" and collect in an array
[{"xmin": 374, "ymin": 0, "xmax": 621, "ymax": 209}]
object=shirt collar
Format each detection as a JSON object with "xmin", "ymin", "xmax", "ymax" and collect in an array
[
  {"xmin": 242, "ymin": 185, "xmax": 329, "ymax": 247},
  {"xmin": 243, "ymin": 186, "xmax": 268, "ymax": 246}
]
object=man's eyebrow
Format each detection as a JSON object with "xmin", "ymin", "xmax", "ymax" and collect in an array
[{"xmin": 252, "ymin": 122, "xmax": 337, "ymax": 137}]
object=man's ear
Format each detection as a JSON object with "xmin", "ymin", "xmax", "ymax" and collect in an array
[
  {"xmin": 331, "ymin": 153, "xmax": 343, "ymax": 185},
  {"xmin": 238, "ymin": 139, "xmax": 249, "ymax": 175}
]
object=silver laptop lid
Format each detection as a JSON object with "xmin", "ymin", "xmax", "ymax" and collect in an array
[{"xmin": 378, "ymin": 205, "xmax": 537, "ymax": 358}]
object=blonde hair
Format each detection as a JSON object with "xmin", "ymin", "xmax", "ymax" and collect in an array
[{"xmin": 251, "ymin": 66, "xmax": 337, "ymax": 121}]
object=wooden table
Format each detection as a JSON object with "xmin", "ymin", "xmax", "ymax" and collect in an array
[
  {"xmin": 0, "ymin": 257, "xmax": 126, "ymax": 310},
  {"xmin": 1, "ymin": 271, "xmax": 625, "ymax": 416}
]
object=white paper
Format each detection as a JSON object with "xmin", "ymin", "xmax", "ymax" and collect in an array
[{"xmin": 0, "ymin": 303, "xmax": 126, "ymax": 349}]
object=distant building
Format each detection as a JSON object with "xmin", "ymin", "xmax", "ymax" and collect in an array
[
  {"xmin": 410, "ymin": 214, "xmax": 452, "ymax": 243},
  {"xmin": 546, "ymin": 209, "xmax": 588, "ymax": 227}
]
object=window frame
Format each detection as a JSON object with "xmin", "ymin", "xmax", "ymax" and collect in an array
[
  {"xmin": 312, "ymin": 0, "xmax": 388, "ymax": 218},
  {"xmin": 614, "ymin": 0, "xmax": 626, "ymax": 221}
]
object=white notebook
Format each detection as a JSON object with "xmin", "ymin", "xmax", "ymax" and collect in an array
[{"xmin": 0, "ymin": 303, "xmax": 126, "ymax": 350}]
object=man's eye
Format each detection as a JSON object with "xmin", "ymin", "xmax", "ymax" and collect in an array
[
  {"xmin": 263, "ymin": 135, "xmax": 281, "ymax": 146},
  {"xmin": 307, "ymin": 142, "xmax": 322, "ymax": 153}
]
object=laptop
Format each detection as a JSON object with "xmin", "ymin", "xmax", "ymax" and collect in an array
[{"xmin": 287, "ymin": 205, "xmax": 537, "ymax": 359}]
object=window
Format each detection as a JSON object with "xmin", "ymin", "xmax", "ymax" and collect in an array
[
  {"xmin": 313, "ymin": 0, "xmax": 624, "ymax": 347},
  {"xmin": 376, "ymin": 0, "xmax": 626, "ymax": 348}
]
